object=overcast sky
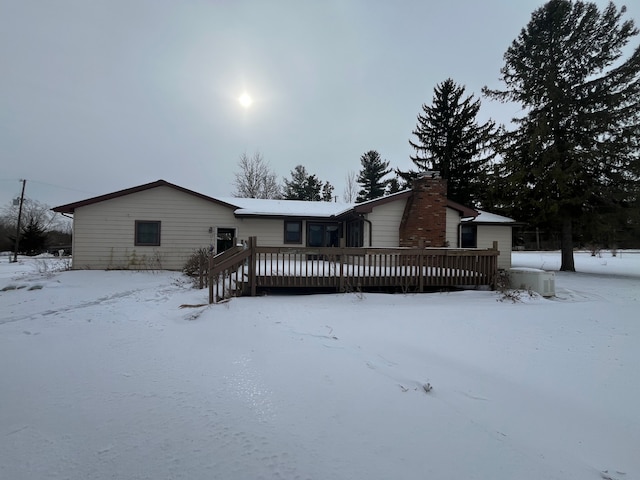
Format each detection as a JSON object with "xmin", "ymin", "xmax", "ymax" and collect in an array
[{"xmin": 1, "ymin": 0, "xmax": 638, "ymax": 209}]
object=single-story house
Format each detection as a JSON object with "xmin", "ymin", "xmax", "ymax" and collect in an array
[{"xmin": 52, "ymin": 173, "xmax": 518, "ymax": 271}]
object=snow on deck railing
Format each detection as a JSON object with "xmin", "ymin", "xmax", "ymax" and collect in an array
[{"xmin": 208, "ymin": 237, "xmax": 498, "ymax": 303}]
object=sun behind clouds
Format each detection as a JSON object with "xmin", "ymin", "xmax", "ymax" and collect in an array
[{"xmin": 238, "ymin": 92, "xmax": 253, "ymax": 108}]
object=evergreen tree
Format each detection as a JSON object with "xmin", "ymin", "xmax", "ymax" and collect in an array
[
  {"xmin": 385, "ymin": 176, "xmax": 406, "ymax": 195},
  {"xmin": 283, "ymin": 165, "xmax": 309, "ymax": 200},
  {"xmin": 0, "ymin": 221, "xmax": 11, "ymax": 252},
  {"xmin": 401, "ymin": 78, "xmax": 497, "ymax": 206},
  {"xmin": 18, "ymin": 218, "xmax": 47, "ymax": 255},
  {"xmin": 304, "ymin": 174, "xmax": 322, "ymax": 201},
  {"xmin": 1, "ymin": 196, "xmax": 69, "ymax": 254},
  {"xmin": 283, "ymin": 165, "xmax": 332, "ymax": 201},
  {"xmin": 483, "ymin": 0, "xmax": 640, "ymax": 271},
  {"xmin": 356, "ymin": 150, "xmax": 391, "ymax": 202},
  {"xmin": 322, "ymin": 181, "xmax": 335, "ymax": 202}
]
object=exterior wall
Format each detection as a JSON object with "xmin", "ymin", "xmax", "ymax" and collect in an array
[
  {"xmin": 399, "ymin": 175, "xmax": 448, "ymax": 247},
  {"xmin": 445, "ymin": 207, "xmax": 461, "ymax": 247},
  {"xmin": 71, "ymin": 186, "xmax": 236, "ymax": 270},
  {"xmin": 237, "ymin": 218, "xmax": 311, "ymax": 247},
  {"xmin": 476, "ymin": 225, "xmax": 512, "ymax": 269},
  {"xmin": 364, "ymin": 198, "xmax": 408, "ymax": 247},
  {"xmin": 235, "ymin": 218, "xmax": 288, "ymax": 246},
  {"xmin": 69, "ymin": 181, "xmax": 513, "ymax": 271}
]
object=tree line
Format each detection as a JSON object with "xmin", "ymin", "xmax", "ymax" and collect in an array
[
  {"xmin": 233, "ymin": 0, "xmax": 640, "ymax": 271},
  {"xmin": 0, "ymin": 197, "xmax": 71, "ymax": 256}
]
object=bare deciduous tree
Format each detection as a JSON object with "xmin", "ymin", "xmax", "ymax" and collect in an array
[
  {"xmin": 1, "ymin": 197, "xmax": 65, "ymax": 231},
  {"xmin": 1, "ymin": 197, "xmax": 70, "ymax": 253},
  {"xmin": 342, "ymin": 170, "xmax": 357, "ymax": 203},
  {"xmin": 233, "ymin": 152, "xmax": 281, "ymax": 199}
]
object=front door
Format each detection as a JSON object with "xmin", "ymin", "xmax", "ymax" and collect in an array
[{"xmin": 216, "ymin": 227, "xmax": 236, "ymax": 253}]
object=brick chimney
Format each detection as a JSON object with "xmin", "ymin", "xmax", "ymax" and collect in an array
[{"xmin": 399, "ymin": 172, "xmax": 447, "ymax": 247}]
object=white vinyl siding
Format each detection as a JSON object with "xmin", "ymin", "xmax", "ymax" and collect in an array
[
  {"xmin": 71, "ymin": 186, "xmax": 236, "ymax": 270},
  {"xmin": 476, "ymin": 225, "xmax": 512, "ymax": 269},
  {"xmin": 364, "ymin": 198, "xmax": 408, "ymax": 247},
  {"xmin": 445, "ymin": 207, "xmax": 461, "ymax": 247},
  {"xmin": 235, "ymin": 218, "xmax": 302, "ymax": 247},
  {"xmin": 69, "ymin": 184, "xmax": 514, "ymax": 271}
]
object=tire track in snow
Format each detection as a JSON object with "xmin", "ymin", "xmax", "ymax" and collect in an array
[{"xmin": 0, "ymin": 289, "xmax": 145, "ymax": 325}]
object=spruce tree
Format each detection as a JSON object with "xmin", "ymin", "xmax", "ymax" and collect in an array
[
  {"xmin": 401, "ymin": 78, "xmax": 497, "ymax": 206},
  {"xmin": 304, "ymin": 174, "xmax": 322, "ymax": 201},
  {"xmin": 483, "ymin": 0, "xmax": 640, "ymax": 271},
  {"xmin": 356, "ymin": 150, "xmax": 391, "ymax": 202},
  {"xmin": 283, "ymin": 165, "xmax": 310, "ymax": 200},
  {"xmin": 322, "ymin": 181, "xmax": 335, "ymax": 202},
  {"xmin": 19, "ymin": 218, "xmax": 48, "ymax": 255}
]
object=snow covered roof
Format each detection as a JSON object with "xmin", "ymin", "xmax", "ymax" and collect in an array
[
  {"xmin": 52, "ymin": 179, "xmax": 512, "ymax": 224},
  {"xmin": 462, "ymin": 210, "xmax": 516, "ymax": 224},
  {"xmin": 214, "ymin": 197, "xmax": 355, "ymax": 218},
  {"xmin": 52, "ymin": 179, "xmax": 401, "ymax": 218}
]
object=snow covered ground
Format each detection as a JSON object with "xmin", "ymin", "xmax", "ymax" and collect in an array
[{"xmin": 1, "ymin": 251, "xmax": 638, "ymax": 480}]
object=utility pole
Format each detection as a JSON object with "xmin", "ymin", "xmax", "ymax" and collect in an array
[{"xmin": 12, "ymin": 179, "xmax": 26, "ymax": 263}]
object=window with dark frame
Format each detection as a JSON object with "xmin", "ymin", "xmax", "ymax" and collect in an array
[
  {"xmin": 284, "ymin": 220, "xmax": 302, "ymax": 244},
  {"xmin": 346, "ymin": 219, "xmax": 364, "ymax": 247},
  {"xmin": 307, "ymin": 222, "xmax": 340, "ymax": 247},
  {"xmin": 460, "ymin": 224, "xmax": 477, "ymax": 248},
  {"xmin": 135, "ymin": 221, "xmax": 161, "ymax": 246}
]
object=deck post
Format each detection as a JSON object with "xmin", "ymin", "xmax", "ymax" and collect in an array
[
  {"xmin": 248, "ymin": 236, "xmax": 257, "ymax": 297},
  {"xmin": 338, "ymin": 250, "xmax": 345, "ymax": 292},
  {"xmin": 208, "ymin": 255, "xmax": 214, "ymax": 304},
  {"xmin": 418, "ymin": 251, "xmax": 424, "ymax": 293},
  {"xmin": 491, "ymin": 241, "xmax": 499, "ymax": 289}
]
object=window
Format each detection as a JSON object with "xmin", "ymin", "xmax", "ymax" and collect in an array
[
  {"xmin": 461, "ymin": 224, "xmax": 477, "ymax": 248},
  {"xmin": 135, "ymin": 221, "xmax": 161, "ymax": 246},
  {"xmin": 346, "ymin": 220, "xmax": 364, "ymax": 247},
  {"xmin": 307, "ymin": 222, "xmax": 340, "ymax": 247},
  {"xmin": 284, "ymin": 221, "xmax": 302, "ymax": 244}
]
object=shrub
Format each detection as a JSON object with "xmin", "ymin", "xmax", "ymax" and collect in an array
[{"xmin": 183, "ymin": 248, "xmax": 211, "ymax": 277}]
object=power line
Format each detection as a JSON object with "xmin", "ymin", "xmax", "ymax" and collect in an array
[
  {"xmin": 25, "ymin": 179, "xmax": 97, "ymax": 196},
  {"xmin": 0, "ymin": 178, "xmax": 97, "ymax": 196}
]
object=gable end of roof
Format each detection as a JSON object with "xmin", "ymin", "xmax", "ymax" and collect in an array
[{"xmin": 52, "ymin": 180, "xmax": 237, "ymax": 214}]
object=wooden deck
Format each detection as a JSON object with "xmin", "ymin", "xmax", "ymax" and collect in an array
[{"xmin": 207, "ymin": 237, "xmax": 499, "ymax": 303}]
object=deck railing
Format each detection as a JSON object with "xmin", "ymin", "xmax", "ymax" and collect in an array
[{"xmin": 208, "ymin": 237, "xmax": 499, "ymax": 303}]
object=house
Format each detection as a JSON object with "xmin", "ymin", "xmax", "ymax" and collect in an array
[{"xmin": 52, "ymin": 173, "xmax": 517, "ymax": 271}]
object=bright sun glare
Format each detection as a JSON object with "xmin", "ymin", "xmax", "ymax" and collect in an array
[{"xmin": 238, "ymin": 92, "xmax": 253, "ymax": 108}]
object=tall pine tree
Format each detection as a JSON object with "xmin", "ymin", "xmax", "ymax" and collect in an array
[
  {"xmin": 283, "ymin": 165, "xmax": 304, "ymax": 199},
  {"xmin": 484, "ymin": 0, "xmax": 640, "ymax": 271},
  {"xmin": 401, "ymin": 78, "xmax": 497, "ymax": 206},
  {"xmin": 356, "ymin": 150, "xmax": 391, "ymax": 202}
]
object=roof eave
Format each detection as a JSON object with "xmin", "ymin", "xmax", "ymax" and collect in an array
[
  {"xmin": 233, "ymin": 213, "xmax": 338, "ymax": 219},
  {"xmin": 353, "ymin": 190, "xmax": 412, "ymax": 213},
  {"xmin": 446, "ymin": 199, "xmax": 478, "ymax": 218},
  {"xmin": 51, "ymin": 179, "xmax": 238, "ymax": 213}
]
